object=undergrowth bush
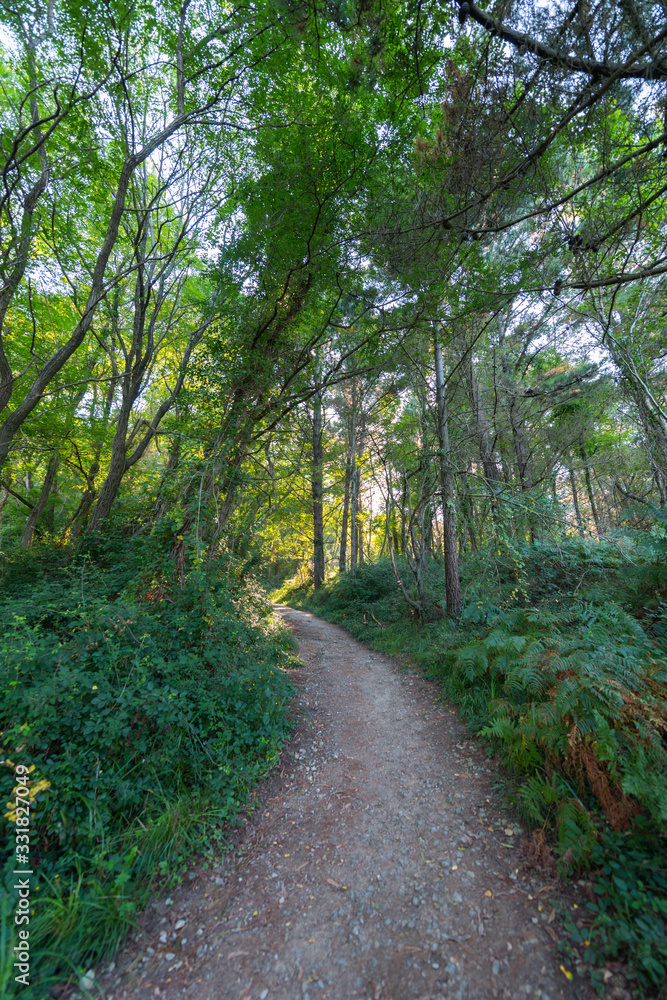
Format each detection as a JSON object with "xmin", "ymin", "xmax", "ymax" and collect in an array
[
  {"xmin": 280, "ymin": 539, "xmax": 667, "ymax": 996},
  {"xmin": 0, "ymin": 527, "xmax": 297, "ymax": 998}
]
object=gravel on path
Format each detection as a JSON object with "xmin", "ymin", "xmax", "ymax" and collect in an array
[{"xmin": 92, "ymin": 605, "xmax": 595, "ymax": 1000}]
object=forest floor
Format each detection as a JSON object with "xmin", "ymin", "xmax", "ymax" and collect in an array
[{"xmin": 88, "ymin": 606, "xmax": 602, "ymax": 1000}]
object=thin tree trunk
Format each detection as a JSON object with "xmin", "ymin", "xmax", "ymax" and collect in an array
[
  {"xmin": 0, "ymin": 157, "xmax": 140, "ymax": 472},
  {"xmin": 434, "ymin": 326, "xmax": 461, "ymax": 618},
  {"xmin": 388, "ymin": 513, "xmax": 422, "ymax": 615},
  {"xmin": 20, "ymin": 450, "xmax": 60, "ymax": 547},
  {"xmin": 349, "ymin": 421, "xmax": 358, "ymax": 579},
  {"xmin": 580, "ymin": 446, "xmax": 602, "ymax": 537},
  {"xmin": 153, "ymin": 432, "xmax": 182, "ymax": 520},
  {"xmin": 498, "ymin": 332, "xmax": 533, "ymax": 490},
  {"xmin": 399, "ymin": 476, "xmax": 407, "ymax": 553},
  {"xmin": 593, "ymin": 468, "xmax": 614, "ymax": 528},
  {"xmin": 354, "ymin": 466, "xmax": 363, "ymax": 565},
  {"xmin": 425, "ymin": 511, "xmax": 434, "ymax": 556},
  {"xmin": 464, "ymin": 352, "xmax": 503, "ymax": 485},
  {"xmin": 348, "ymin": 383, "xmax": 359, "ymax": 578},
  {"xmin": 0, "ymin": 484, "xmax": 8, "ymax": 542},
  {"xmin": 0, "ymin": 98, "xmax": 218, "ymax": 474},
  {"xmin": 87, "ymin": 402, "xmax": 132, "ymax": 531},
  {"xmin": 419, "ymin": 400, "xmax": 434, "ymax": 556},
  {"xmin": 509, "ymin": 399, "xmax": 532, "ymax": 490},
  {"xmin": 353, "ymin": 420, "xmax": 367, "ymax": 568},
  {"xmin": 339, "ymin": 458, "xmax": 350, "ymax": 573},
  {"xmin": 312, "ymin": 393, "xmax": 324, "ymax": 590},
  {"xmin": 405, "ymin": 501, "xmax": 427, "ymax": 609},
  {"xmin": 69, "ymin": 377, "xmax": 116, "ymax": 539},
  {"xmin": 569, "ymin": 465, "xmax": 585, "ymax": 537},
  {"xmin": 603, "ymin": 329, "xmax": 667, "ymax": 503},
  {"xmin": 214, "ymin": 447, "xmax": 247, "ymax": 535},
  {"xmin": 463, "ymin": 490, "xmax": 478, "ymax": 553},
  {"xmin": 88, "ymin": 312, "xmax": 209, "ymax": 534},
  {"xmin": 392, "ymin": 526, "xmax": 400, "ymax": 553},
  {"xmin": 634, "ymin": 391, "xmax": 667, "ymax": 503},
  {"xmin": 0, "ymin": 37, "xmax": 51, "ymax": 415}
]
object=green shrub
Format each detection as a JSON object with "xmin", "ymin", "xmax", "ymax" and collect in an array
[
  {"xmin": 287, "ymin": 540, "xmax": 667, "ymax": 996},
  {"xmin": 0, "ymin": 531, "xmax": 296, "ymax": 997},
  {"xmin": 560, "ymin": 820, "xmax": 667, "ymax": 994}
]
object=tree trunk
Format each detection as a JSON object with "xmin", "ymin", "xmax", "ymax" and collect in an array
[
  {"xmin": 0, "ymin": 157, "xmax": 141, "ymax": 473},
  {"xmin": 352, "ymin": 419, "xmax": 367, "ymax": 569},
  {"xmin": 399, "ymin": 476, "xmax": 407, "ymax": 553},
  {"xmin": 88, "ymin": 306, "xmax": 209, "ymax": 536},
  {"xmin": 425, "ymin": 511, "xmax": 434, "ymax": 556},
  {"xmin": 20, "ymin": 450, "xmax": 60, "ymax": 547},
  {"xmin": 419, "ymin": 399, "xmax": 435, "ymax": 556},
  {"xmin": 462, "ymin": 490, "xmax": 478, "ymax": 553},
  {"xmin": 87, "ymin": 402, "xmax": 132, "ymax": 532},
  {"xmin": 464, "ymin": 352, "xmax": 503, "ymax": 485},
  {"xmin": 387, "ymin": 512, "xmax": 422, "ymax": 615},
  {"xmin": 634, "ymin": 392, "xmax": 667, "ymax": 503},
  {"xmin": 569, "ymin": 465, "xmax": 585, "ymax": 537},
  {"xmin": 0, "ymin": 78, "xmax": 232, "ymax": 477},
  {"xmin": 405, "ymin": 501, "xmax": 427, "ymax": 609},
  {"xmin": 603, "ymin": 327, "xmax": 667, "ymax": 504},
  {"xmin": 434, "ymin": 326, "xmax": 461, "ymax": 618},
  {"xmin": 68, "ymin": 377, "xmax": 116, "ymax": 539},
  {"xmin": 311, "ymin": 393, "xmax": 324, "ymax": 590},
  {"xmin": 153, "ymin": 431, "xmax": 182, "ymax": 519},
  {"xmin": 508, "ymin": 395, "xmax": 532, "ymax": 490},
  {"xmin": 497, "ymin": 332, "xmax": 533, "ymax": 490},
  {"xmin": 349, "ymin": 421, "xmax": 358, "ymax": 579},
  {"xmin": 580, "ymin": 446, "xmax": 602, "ymax": 537},
  {"xmin": 339, "ymin": 457, "xmax": 350, "ymax": 573},
  {"xmin": 0, "ymin": 484, "xmax": 8, "ymax": 542},
  {"xmin": 0, "ymin": 39, "xmax": 51, "ymax": 416},
  {"xmin": 354, "ymin": 466, "xmax": 363, "ymax": 565}
]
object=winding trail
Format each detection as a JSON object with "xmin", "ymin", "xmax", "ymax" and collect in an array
[{"xmin": 101, "ymin": 606, "xmax": 591, "ymax": 1000}]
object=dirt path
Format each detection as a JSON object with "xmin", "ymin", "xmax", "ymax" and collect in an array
[{"xmin": 96, "ymin": 606, "xmax": 595, "ymax": 1000}]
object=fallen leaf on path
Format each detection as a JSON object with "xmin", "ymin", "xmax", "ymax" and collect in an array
[
  {"xmin": 559, "ymin": 964, "xmax": 573, "ymax": 980},
  {"xmin": 226, "ymin": 950, "xmax": 250, "ymax": 959},
  {"xmin": 308, "ymin": 938, "xmax": 316, "ymax": 943},
  {"xmin": 545, "ymin": 925, "xmax": 559, "ymax": 944},
  {"xmin": 484, "ymin": 890, "xmax": 493, "ymax": 897},
  {"xmin": 547, "ymin": 908, "xmax": 556, "ymax": 924},
  {"xmin": 326, "ymin": 878, "xmax": 342, "ymax": 888}
]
